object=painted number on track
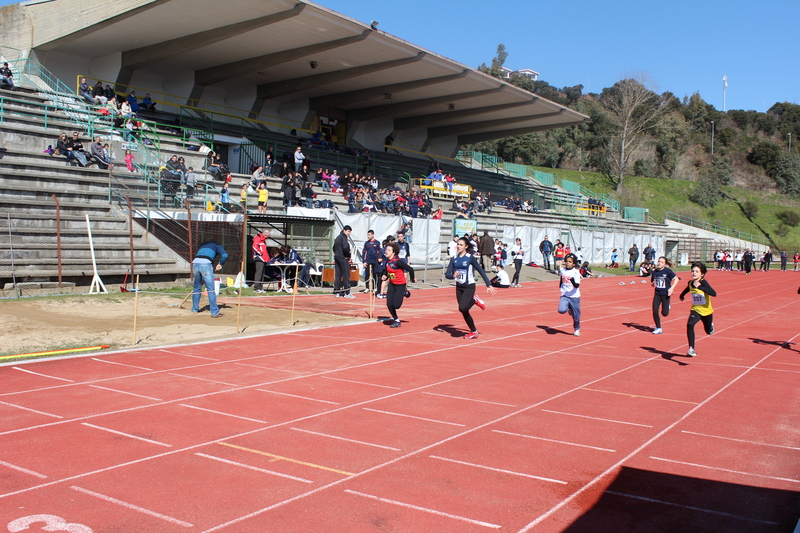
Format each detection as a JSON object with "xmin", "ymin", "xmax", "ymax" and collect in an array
[{"xmin": 8, "ymin": 515, "xmax": 93, "ymax": 533}]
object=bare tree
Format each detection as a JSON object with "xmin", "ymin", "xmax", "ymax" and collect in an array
[{"xmin": 600, "ymin": 73, "xmax": 670, "ymax": 191}]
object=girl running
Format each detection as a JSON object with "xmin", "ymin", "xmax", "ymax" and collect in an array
[
  {"xmin": 557, "ymin": 253, "xmax": 582, "ymax": 336},
  {"xmin": 650, "ymin": 256, "xmax": 678, "ymax": 334},
  {"xmin": 381, "ymin": 242, "xmax": 415, "ymax": 328},
  {"xmin": 445, "ymin": 236, "xmax": 496, "ymax": 339},
  {"xmin": 679, "ymin": 262, "xmax": 717, "ymax": 357},
  {"xmin": 510, "ymin": 237, "xmax": 524, "ymax": 287}
]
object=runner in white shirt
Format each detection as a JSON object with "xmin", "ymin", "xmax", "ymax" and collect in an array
[{"xmin": 557, "ymin": 253, "xmax": 582, "ymax": 336}]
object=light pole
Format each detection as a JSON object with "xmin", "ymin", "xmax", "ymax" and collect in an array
[{"xmin": 710, "ymin": 121, "xmax": 715, "ymax": 156}]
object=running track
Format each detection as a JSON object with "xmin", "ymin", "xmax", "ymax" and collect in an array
[{"xmin": 1, "ymin": 272, "xmax": 798, "ymax": 532}]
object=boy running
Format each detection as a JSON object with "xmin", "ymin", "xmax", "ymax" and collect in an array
[{"xmin": 650, "ymin": 256, "xmax": 678, "ymax": 334}]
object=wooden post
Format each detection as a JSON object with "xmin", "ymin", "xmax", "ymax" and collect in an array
[{"xmin": 132, "ymin": 275, "xmax": 140, "ymax": 345}]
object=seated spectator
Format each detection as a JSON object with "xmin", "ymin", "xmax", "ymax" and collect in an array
[
  {"xmin": 164, "ymin": 155, "xmax": 184, "ymax": 181},
  {"xmin": 185, "ymin": 167, "xmax": 197, "ymax": 198},
  {"xmin": 104, "ymin": 84, "xmax": 116, "ymax": 102},
  {"xmin": 0, "ymin": 62, "xmax": 15, "ymax": 90},
  {"xmin": 580, "ymin": 261, "xmax": 597, "ymax": 278},
  {"xmin": 78, "ymin": 78, "xmax": 96, "ymax": 104},
  {"xmin": 127, "ymin": 91, "xmax": 140, "ymax": 113},
  {"xmin": 490, "ymin": 263, "xmax": 511, "ymax": 288},
  {"xmin": 431, "ymin": 205, "xmax": 443, "ymax": 219},
  {"xmin": 302, "ymin": 182, "xmax": 316, "ymax": 208},
  {"xmin": 273, "ymin": 245, "xmax": 314, "ymax": 289},
  {"xmin": 639, "ymin": 260, "xmax": 654, "ymax": 277},
  {"xmin": 219, "ymin": 182, "xmax": 231, "ymax": 211},
  {"xmin": 92, "ymin": 82, "xmax": 107, "ymax": 104},
  {"xmin": 56, "ymin": 133, "xmax": 79, "ymax": 166},
  {"xmin": 141, "ymin": 93, "xmax": 156, "ymax": 112},
  {"xmin": 68, "ymin": 132, "xmax": 90, "ymax": 166},
  {"xmin": 120, "ymin": 99, "xmax": 133, "ymax": 118},
  {"xmin": 91, "ymin": 136, "xmax": 111, "ymax": 169}
]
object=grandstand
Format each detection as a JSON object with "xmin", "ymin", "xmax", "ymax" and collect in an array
[{"xmin": 0, "ymin": 2, "xmax": 766, "ymax": 290}]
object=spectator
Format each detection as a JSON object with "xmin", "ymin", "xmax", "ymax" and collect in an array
[
  {"xmin": 257, "ymin": 183, "xmax": 268, "ymax": 214},
  {"xmin": 91, "ymin": 136, "xmax": 110, "ymax": 169},
  {"xmin": 191, "ymin": 240, "xmax": 227, "ymax": 318},
  {"xmin": 219, "ymin": 182, "xmax": 231, "ymax": 212},
  {"xmin": 185, "ymin": 167, "xmax": 197, "ymax": 198},
  {"xmin": 490, "ymin": 263, "xmax": 511, "ymax": 288},
  {"xmin": 124, "ymin": 149, "xmax": 135, "ymax": 172},
  {"xmin": 165, "ymin": 155, "xmax": 184, "ymax": 181},
  {"xmin": 127, "ymin": 91, "xmax": 140, "ymax": 113},
  {"xmin": 56, "ymin": 133, "xmax": 78, "ymax": 166},
  {"xmin": 479, "ymin": 231, "xmax": 494, "ymax": 270},
  {"xmin": 643, "ymin": 242, "xmax": 656, "ymax": 263},
  {"xmin": 240, "ymin": 182, "xmax": 248, "ymax": 212},
  {"xmin": 282, "ymin": 174, "xmax": 296, "ymax": 207},
  {"xmin": 302, "ymin": 182, "xmax": 316, "ymax": 208},
  {"xmin": 639, "ymin": 260, "xmax": 654, "ymax": 277},
  {"xmin": 92, "ymin": 82, "xmax": 107, "ymax": 104},
  {"xmin": 539, "ymin": 235, "xmax": 553, "ymax": 271},
  {"xmin": 0, "ymin": 62, "xmax": 15, "ymax": 90},
  {"xmin": 104, "ymin": 84, "xmax": 116, "ymax": 102},
  {"xmin": 141, "ymin": 93, "xmax": 156, "ymax": 111},
  {"xmin": 333, "ymin": 225, "xmax": 355, "ymax": 298},
  {"xmin": 78, "ymin": 78, "xmax": 95, "ymax": 104},
  {"xmin": 448, "ymin": 235, "xmax": 459, "ymax": 258},
  {"xmin": 362, "ymin": 229, "xmax": 384, "ymax": 294},
  {"xmin": 293, "ymin": 146, "xmax": 306, "ymax": 173},
  {"xmin": 251, "ymin": 165, "xmax": 265, "ymax": 189},
  {"xmin": 606, "ymin": 248, "xmax": 619, "ymax": 269},
  {"xmin": 68, "ymin": 132, "xmax": 90, "ymax": 166},
  {"xmin": 628, "ymin": 244, "xmax": 639, "ymax": 272},
  {"xmin": 276, "ymin": 244, "xmax": 314, "ymax": 289},
  {"xmin": 431, "ymin": 205, "xmax": 443, "ymax": 220},
  {"xmin": 580, "ymin": 261, "xmax": 597, "ymax": 278}
]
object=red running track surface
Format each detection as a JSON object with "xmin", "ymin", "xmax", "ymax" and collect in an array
[{"xmin": 1, "ymin": 271, "xmax": 799, "ymax": 532}]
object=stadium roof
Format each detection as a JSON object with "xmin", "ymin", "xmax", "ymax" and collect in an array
[{"xmin": 7, "ymin": 0, "xmax": 588, "ymax": 148}]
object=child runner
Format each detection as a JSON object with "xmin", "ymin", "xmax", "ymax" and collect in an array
[
  {"xmin": 679, "ymin": 262, "xmax": 717, "ymax": 357},
  {"xmin": 445, "ymin": 236, "xmax": 496, "ymax": 339},
  {"xmin": 381, "ymin": 242, "xmax": 415, "ymax": 328},
  {"xmin": 557, "ymin": 253, "xmax": 582, "ymax": 336},
  {"xmin": 650, "ymin": 256, "xmax": 678, "ymax": 334}
]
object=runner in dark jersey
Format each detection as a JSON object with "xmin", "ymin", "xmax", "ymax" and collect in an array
[
  {"xmin": 445, "ymin": 237, "xmax": 496, "ymax": 339},
  {"xmin": 381, "ymin": 242, "xmax": 415, "ymax": 328},
  {"xmin": 650, "ymin": 256, "xmax": 678, "ymax": 335}
]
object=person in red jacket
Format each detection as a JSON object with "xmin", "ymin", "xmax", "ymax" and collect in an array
[
  {"xmin": 252, "ymin": 229, "xmax": 271, "ymax": 293},
  {"xmin": 381, "ymin": 242, "xmax": 415, "ymax": 328}
]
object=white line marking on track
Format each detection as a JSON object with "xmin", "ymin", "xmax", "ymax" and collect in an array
[
  {"xmin": 604, "ymin": 491, "xmax": 780, "ymax": 525},
  {"xmin": 235, "ymin": 362, "xmax": 303, "ymax": 374},
  {"xmin": 429, "ymin": 455, "xmax": 566, "ymax": 484},
  {"xmin": 649, "ymin": 456, "xmax": 800, "ymax": 483},
  {"xmin": 681, "ymin": 430, "xmax": 800, "ymax": 451},
  {"xmin": 493, "ymin": 430, "xmax": 616, "ymax": 452},
  {"xmin": 320, "ymin": 376, "xmax": 402, "ymax": 389},
  {"xmin": 0, "ymin": 400, "xmax": 62, "ymax": 419},
  {"xmin": 91, "ymin": 358, "xmax": 153, "ymax": 371},
  {"xmin": 343, "ymin": 489, "xmax": 502, "ymax": 529},
  {"xmin": 423, "ymin": 392, "xmax": 517, "ymax": 407},
  {"xmin": 168, "ymin": 373, "xmax": 237, "ymax": 386},
  {"xmin": 179, "ymin": 404, "xmax": 268, "ymax": 424},
  {"xmin": 290, "ymin": 427, "xmax": 401, "ymax": 451},
  {"xmin": 194, "ymin": 453, "xmax": 313, "ymax": 483},
  {"xmin": 11, "ymin": 366, "xmax": 73, "ymax": 382},
  {"xmin": 160, "ymin": 349, "xmax": 218, "ymax": 360},
  {"xmin": 81, "ymin": 423, "xmax": 172, "ymax": 447},
  {"xmin": 541, "ymin": 409, "xmax": 653, "ymax": 427},
  {"xmin": 256, "ymin": 389, "xmax": 340, "ymax": 405},
  {"xmin": 88, "ymin": 385, "xmax": 162, "ymax": 401},
  {"xmin": 363, "ymin": 407, "xmax": 465, "ymax": 427},
  {"xmin": 0, "ymin": 459, "xmax": 47, "ymax": 478},
  {"xmin": 70, "ymin": 485, "xmax": 193, "ymax": 527}
]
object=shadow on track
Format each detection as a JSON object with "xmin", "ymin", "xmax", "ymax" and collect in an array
[
  {"xmin": 640, "ymin": 346, "xmax": 690, "ymax": 366},
  {"xmin": 536, "ymin": 325, "xmax": 572, "ymax": 335},
  {"xmin": 432, "ymin": 324, "xmax": 466, "ymax": 337}
]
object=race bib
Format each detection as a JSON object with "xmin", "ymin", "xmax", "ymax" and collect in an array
[
  {"xmin": 456, "ymin": 269, "xmax": 468, "ymax": 284},
  {"xmin": 399, "ymin": 249, "xmax": 407, "ymax": 258},
  {"xmin": 692, "ymin": 293, "xmax": 706, "ymax": 306},
  {"xmin": 654, "ymin": 277, "xmax": 666, "ymax": 289}
]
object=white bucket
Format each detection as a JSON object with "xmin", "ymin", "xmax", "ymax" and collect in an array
[{"xmin": 214, "ymin": 278, "xmax": 221, "ymax": 295}]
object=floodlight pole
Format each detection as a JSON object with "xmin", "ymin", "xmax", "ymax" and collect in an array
[{"xmin": 710, "ymin": 121, "xmax": 715, "ymax": 156}]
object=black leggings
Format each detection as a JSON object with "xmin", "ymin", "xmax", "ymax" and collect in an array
[
  {"xmin": 456, "ymin": 284, "xmax": 477, "ymax": 332},
  {"xmin": 652, "ymin": 293, "xmax": 671, "ymax": 329},
  {"xmin": 687, "ymin": 310, "xmax": 714, "ymax": 348},
  {"xmin": 512, "ymin": 259, "xmax": 522, "ymax": 285},
  {"xmin": 386, "ymin": 282, "xmax": 406, "ymax": 320}
]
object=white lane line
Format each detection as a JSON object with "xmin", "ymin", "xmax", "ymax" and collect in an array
[
  {"xmin": 179, "ymin": 404, "xmax": 268, "ymax": 424},
  {"xmin": 235, "ymin": 362, "xmax": 303, "ymax": 374},
  {"xmin": 256, "ymin": 389, "xmax": 340, "ymax": 405},
  {"xmin": 423, "ymin": 392, "xmax": 517, "ymax": 407},
  {"xmin": 88, "ymin": 385, "xmax": 162, "ymax": 401},
  {"xmin": 344, "ymin": 489, "xmax": 501, "ymax": 529},
  {"xmin": 81, "ymin": 423, "xmax": 172, "ymax": 447},
  {"xmin": 681, "ymin": 430, "xmax": 800, "ymax": 451},
  {"xmin": 91, "ymin": 358, "xmax": 153, "ymax": 371},
  {"xmin": 160, "ymin": 349, "xmax": 218, "ymax": 361},
  {"xmin": 12, "ymin": 366, "xmax": 73, "ymax": 382},
  {"xmin": 363, "ymin": 408, "xmax": 465, "ymax": 427},
  {"xmin": 70, "ymin": 485, "xmax": 193, "ymax": 527},
  {"xmin": 429, "ymin": 455, "xmax": 566, "ymax": 485},
  {"xmin": 649, "ymin": 457, "xmax": 800, "ymax": 484},
  {"xmin": 194, "ymin": 453, "xmax": 313, "ymax": 483},
  {"xmin": 541, "ymin": 409, "xmax": 653, "ymax": 428},
  {"xmin": 0, "ymin": 400, "xmax": 62, "ymax": 419},
  {"xmin": 168, "ymin": 373, "xmax": 237, "ymax": 386},
  {"xmin": 0, "ymin": 459, "xmax": 47, "ymax": 479},
  {"xmin": 320, "ymin": 376, "xmax": 402, "ymax": 390},
  {"xmin": 493, "ymin": 430, "xmax": 616, "ymax": 452},
  {"xmin": 290, "ymin": 427, "xmax": 401, "ymax": 451},
  {"xmin": 605, "ymin": 491, "xmax": 780, "ymax": 525}
]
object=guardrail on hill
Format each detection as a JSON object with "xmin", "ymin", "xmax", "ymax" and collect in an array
[{"xmin": 664, "ymin": 212, "xmax": 772, "ymax": 247}]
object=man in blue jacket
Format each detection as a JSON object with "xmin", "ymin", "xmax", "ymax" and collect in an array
[
  {"xmin": 361, "ymin": 229, "xmax": 384, "ymax": 294},
  {"xmin": 539, "ymin": 236, "xmax": 553, "ymax": 271},
  {"xmin": 192, "ymin": 240, "xmax": 228, "ymax": 317}
]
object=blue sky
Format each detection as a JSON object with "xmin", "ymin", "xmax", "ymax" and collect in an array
[{"xmin": 3, "ymin": 0, "xmax": 797, "ymax": 112}]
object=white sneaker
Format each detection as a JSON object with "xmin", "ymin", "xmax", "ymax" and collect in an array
[
  {"xmin": 343, "ymin": 294, "xmax": 356, "ymax": 299},
  {"xmin": 573, "ymin": 329, "xmax": 580, "ymax": 337},
  {"xmin": 687, "ymin": 347, "xmax": 697, "ymax": 357},
  {"xmin": 652, "ymin": 328, "xmax": 663, "ymax": 335}
]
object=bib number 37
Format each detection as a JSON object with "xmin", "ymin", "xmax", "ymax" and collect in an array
[{"xmin": 8, "ymin": 515, "xmax": 93, "ymax": 533}]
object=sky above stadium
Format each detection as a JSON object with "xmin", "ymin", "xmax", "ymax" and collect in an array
[{"xmin": 2, "ymin": 0, "xmax": 796, "ymax": 112}]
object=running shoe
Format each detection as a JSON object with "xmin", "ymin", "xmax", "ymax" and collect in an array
[
  {"xmin": 377, "ymin": 294, "xmax": 386, "ymax": 299},
  {"xmin": 334, "ymin": 294, "xmax": 341, "ymax": 298},
  {"xmin": 709, "ymin": 324, "xmax": 714, "ymax": 335},
  {"xmin": 360, "ymin": 289, "xmax": 370, "ymax": 293},
  {"xmin": 343, "ymin": 294, "xmax": 356, "ymax": 299},
  {"xmin": 404, "ymin": 290, "xmax": 411, "ymax": 299},
  {"xmin": 687, "ymin": 347, "xmax": 697, "ymax": 357},
  {"xmin": 390, "ymin": 320, "xmax": 401, "ymax": 328},
  {"xmin": 473, "ymin": 295, "xmax": 486, "ymax": 310},
  {"xmin": 573, "ymin": 329, "xmax": 581, "ymax": 337},
  {"xmin": 464, "ymin": 331, "xmax": 479, "ymax": 340},
  {"xmin": 652, "ymin": 328, "xmax": 663, "ymax": 335}
]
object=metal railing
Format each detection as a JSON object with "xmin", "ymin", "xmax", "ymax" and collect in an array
[{"xmin": 664, "ymin": 212, "xmax": 771, "ymax": 247}]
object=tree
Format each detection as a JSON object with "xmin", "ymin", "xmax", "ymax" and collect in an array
[
  {"xmin": 597, "ymin": 74, "xmax": 672, "ymax": 191},
  {"xmin": 772, "ymin": 153, "xmax": 800, "ymax": 195},
  {"xmin": 478, "ymin": 44, "xmax": 508, "ymax": 79},
  {"xmin": 747, "ymin": 141, "xmax": 781, "ymax": 176}
]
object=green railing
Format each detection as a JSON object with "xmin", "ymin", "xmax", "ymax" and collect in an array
[
  {"xmin": 561, "ymin": 179, "xmax": 581, "ymax": 194},
  {"xmin": 623, "ymin": 207, "xmax": 647, "ymax": 222},
  {"xmin": 664, "ymin": 212, "xmax": 771, "ymax": 246},
  {"xmin": 532, "ymin": 170, "xmax": 555, "ymax": 187}
]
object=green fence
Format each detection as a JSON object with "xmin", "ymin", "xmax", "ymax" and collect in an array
[
  {"xmin": 532, "ymin": 170, "xmax": 555, "ymax": 187},
  {"xmin": 664, "ymin": 212, "xmax": 771, "ymax": 247},
  {"xmin": 623, "ymin": 207, "xmax": 647, "ymax": 222},
  {"xmin": 561, "ymin": 179, "xmax": 581, "ymax": 194}
]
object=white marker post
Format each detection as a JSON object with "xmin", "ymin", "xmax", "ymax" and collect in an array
[{"xmin": 86, "ymin": 213, "xmax": 108, "ymax": 294}]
